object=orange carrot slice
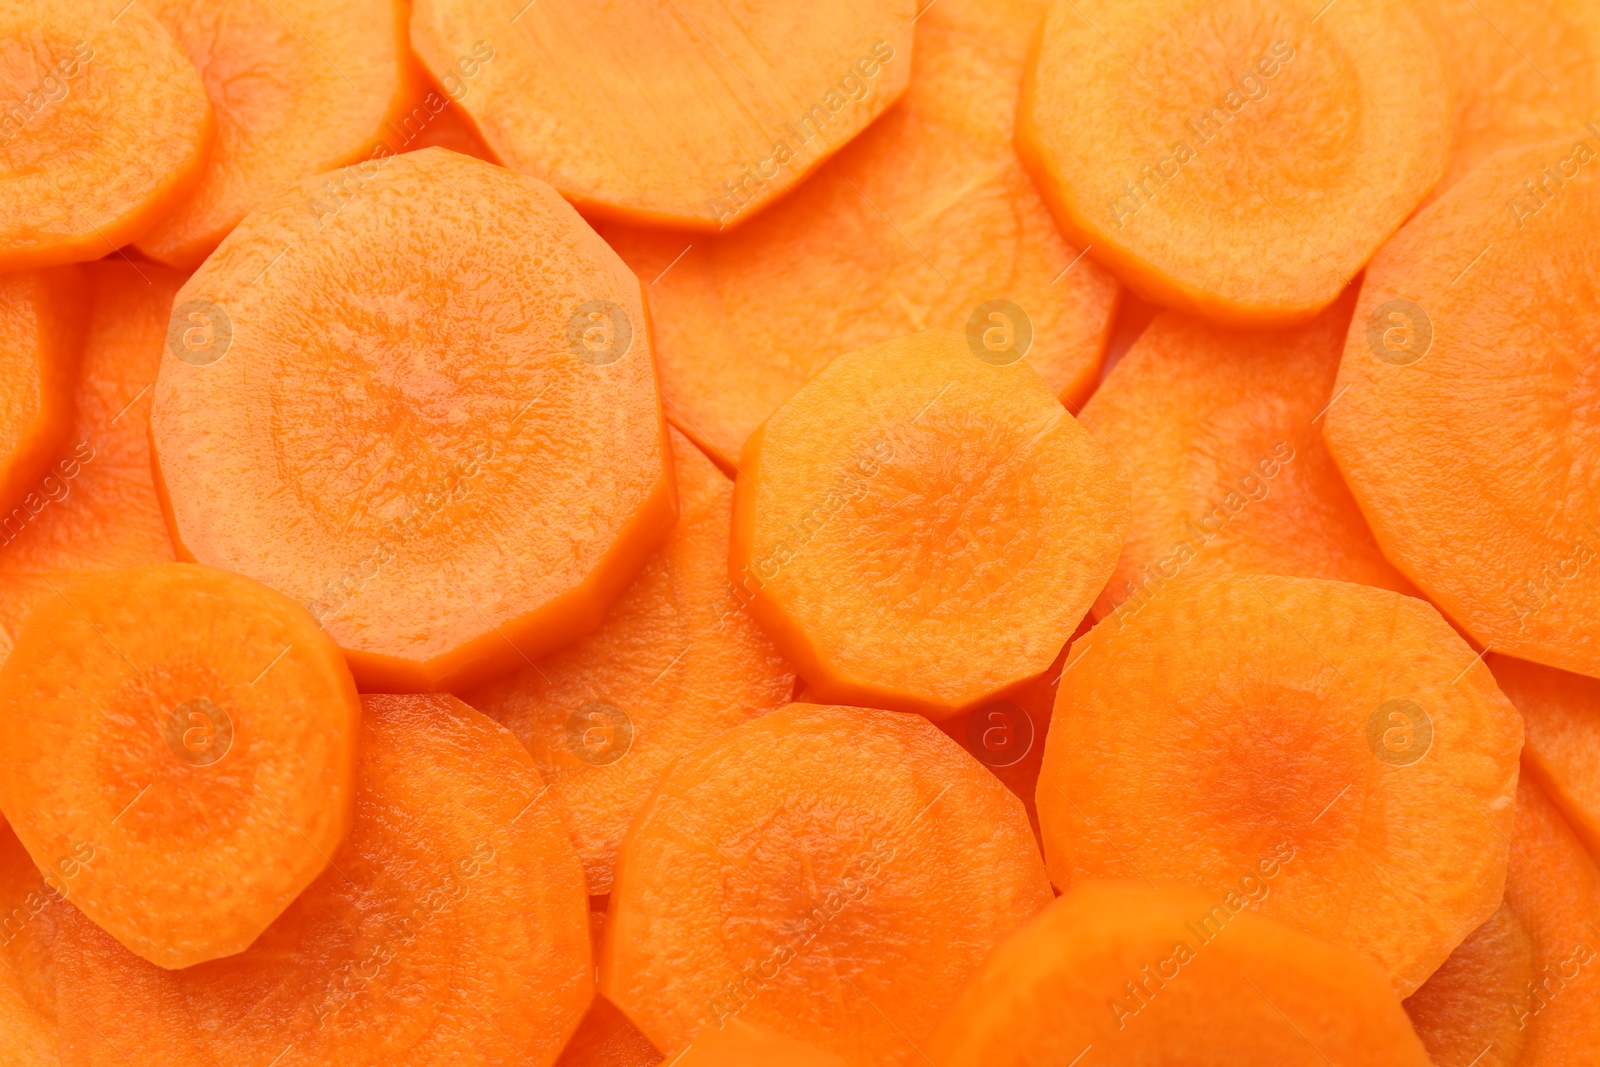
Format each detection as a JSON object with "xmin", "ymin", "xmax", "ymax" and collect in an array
[
  {"xmin": 678, "ymin": 1018, "xmax": 846, "ymax": 1066},
  {"xmin": 1403, "ymin": 901, "xmax": 1535, "ymax": 1067},
  {"xmin": 1038, "ymin": 573, "xmax": 1523, "ymax": 995},
  {"xmin": 1018, "ymin": 0, "xmax": 1451, "ymax": 325},
  {"xmin": 729, "ymin": 329, "xmax": 1128, "ymax": 718},
  {"xmin": 0, "ymin": 821, "xmax": 58, "ymax": 1067},
  {"xmin": 557, "ymin": 995, "xmax": 663, "ymax": 1067},
  {"xmin": 930, "ymin": 882, "xmax": 1430, "ymax": 1065},
  {"xmin": 1489, "ymin": 654, "xmax": 1600, "ymax": 859},
  {"xmin": 52, "ymin": 694, "xmax": 592, "ymax": 1066},
  {"xmin": 602, "ymin": 703, "xmax": 1051, "ymax": 1063},
  {"xmin": 0, "ymin": 0, "xmax": 213, "ymax": 270},
  {"xmin": 409, "ymin": 0, "xmax": 914, "ymax": 229},
  {"xmin": 1324, "ymin": 135, "xmax": 1600, "ymax": 680},
  {"xmin": 465, "ymin": 428, "xmax": 794, "ymax": 896},
  {"xmin": 0, "ymin": 266, "xmax": 83, "ymax": 514},
  {"xmin": 149, "ymin": 146, "xmax": 675, "ymax": 692}
]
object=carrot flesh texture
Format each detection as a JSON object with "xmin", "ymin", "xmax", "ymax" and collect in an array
[
  {"xmin": 676, "ymin": 1018, "xmax": 846, "ymax": 1066},
  {"xmin": 1489, "ymin": 654, "xmax": 1600, "ymax": 860},
  {"xmin": 0, "ymin": 266, "xmax": 83, "ymax": 517},
  {"xmin": 1403, "ymin": 902, "xmax": 1534, "ymax": 1067},
  {"xmin": 556, "ymin": 994, "xmax": 662, "ymax": 1067},
  {"xmin": 0, "ymin": 821, "xmax": 58, "ymax": 1067}
]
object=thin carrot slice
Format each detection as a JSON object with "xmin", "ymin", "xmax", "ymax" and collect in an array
[
  {"xmin": 149, "ymin": 146, "xmax": 675, "ymax": 692},
  {"xmin": 409, "ymin": 0, "xmax": 914, "ymax": 229},
  {"xmin": 0, "ymin": 821, "xmax": 58, "ymax": 1067},
  {"xmin": 131, "ymin": 0, "xmax": 417, "ymax": 269},
  {"xmin": 1324, "ymin": 135, "xmax": 1600, "ymax": 680},
  {"xmin": 601, "ymin": 703, "xmax": 1052, "ymax": 1063},
  {"xmin": 729, "ymin": 329, "xmax": 1128, "ymax": 718},
  {"xmin": 1038, "ymin": 573, "xmax": 1523, "ymax": 995},
  {"xmin": 465, "ymin": 428, "xmax": 794, "ymax": 896},
  {"xmin": 1082, "ymin": 287, "xmax": 1414, "ymax": 623},
  {"xmin": 1403, "ymin": 901, "xmax": 1535, "ymax": 1067},
  {"xmin": 677, "ymin": 1018, "xmax": 846, "ymax": 1066},
  {"xmin": 0, "ymin": 266, "xmax": 83, "ymax": 514},
  {"xmin": 557, "ymin": 995, "xmax": 662, "ymax": 1067},
  {"xmin": 0, "ymin": 1, "xmax": 213, "ymax": 270},
  {"xmin": 1018, "ymin": 0, "xmax": 1451, "ymax": 325},
  {"xmin": 0, "ymin": 562, "xmax": 360, "ymax": 969},
  {"xmin": 597, "ymin": 0, "xmax": 1119, "ymax": 469},
  {"xmin": 1489, "ymin": 654, "xmax": 1600, "ymax": 859},
  {"xmin": 930, "ymin": 883, "xmax": 1430, "ymax": 1066},
  {"xmin": 52, "ymin": 694, "xmax": 592, "ymax": 1066}
]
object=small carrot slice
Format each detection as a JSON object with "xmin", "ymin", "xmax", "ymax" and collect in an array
[
  {"xmin": 557, "ymin": 995, "xmax": 662, "ymax": 1067},
  {"xmin": 0, "ymin": 562, "xmax": 360, "ymax": 969},
  {"xmin": 930, "ymin": 883, "xmax": 1430, "ymax": 1066},
  {"xmin": 0, "ymin": 821, "xmax": 58, "ymax": 1067},
  {"xmin": 465, "ymin": 428, "xmax": 794, "ymax": 896},
  {"xmin": 601, "ymin": 703, "xmax": 1052, "ymax": 1063},
  {"xmin": 1489, "ymin": 653, "xmax": 1600, "ymax": 859},
  {"xmin": 598, "ymin": 0, "xmax": 1119, "ymax": 470},
  {"xmin": 0, "ymin": 1, "xmax": 213, "ymax": 270},
  {"xmin": 150, "ymin": 146, "xmax": 675, "ymax": 692},
  {"xmin": 52, "ymin": 694, "xmax": 592, "ymax": 1066},
  {"xmin": 677, "ymin": 1018, "xmax": 846, "ymax": 1066},
  {"xmin": 409, "ymin": 0, "xmax": 914, "ymax": 229},
  {"xmin": 1018, "ymin": 0, "xmax": 1451, "ymax": 325},
  {"xmin": 0, "ymin": 266, "xmax": 83, "ymax": 514},
  {"xmin": 1038, "ymin": 573, "xmax": 1523, "ymax": 995},
  {"xmin": 1324, "ymin": 135, "xmax": 1600, "ymax": 680},
  {"xmin": 729, "ymin": 329, "xmax": 1128, "ymax": 718},
  {"xmin": 1082, "ymin": 287, "xmax": 1414, "ymax": 623},
  {"xmin": 1403, "ymin": 901, "xmax": 1535, "ymax": 1067}
]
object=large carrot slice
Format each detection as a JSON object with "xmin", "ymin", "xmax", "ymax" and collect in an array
[
  {"xmin": 601, "ymin": 703, "xmax": 1052, "ymax": 1063},
  {"xmin": 409, "ymin": 0, "xmax": 913, "ymax": 229},
  {"xmin": 1324, "ymin": 135, "xmax": 1600, "ymax": 680},
  {"xmin": 598, "ymin": 0, "xmax": 1119, "ymax": 470},
  {"xmin": 1403, "ymin": 901, "xmax": 1535, "ymax": 1067},
  {"xmin": 465, "ymin": 428, "xmax": 794, "ymax": 896},
  {"xmin": 52, "ymin": 694, "xmax": 592, "ymax": 1067},
  {"xmin": 0, "ymin": 266, "xmax": 83, "ymax": 514},
  {"xmin": 930, "ymin": 882, "xmax": 1430, "ymax": 1066},
  {"xmin": 0, "ymin": 562, "xmax": 360, "ymax": 969},
  {"xmin": 729, "ymin": 329, "xmax": 1128, "ymax": 718},
  {"xmin": 0, "ymin": 821, "xmax": 58, "ymax": 1067},
  {"xmin": 131, "ymin": 0, "xmax": 417, "ymax": 269},
  {"xmin": 1038, "ymin": 573, "xmax": 1524, "ymax": 995},
  {"xmin": 677, "ymin": 1019, "xmax": 846, "ymax": 1066},
  {"xmin": 1489, "ymin": 654, "xmax": 1600, "ymax": 859},
  {"xmin": 1018, "ymin": 0, "xmax": 1451, "ymax": 325},
  {"xmin": 0, "ymin": 0, "xmax": 213, "ymax": 270},
  {"xmin": 150, "ymin": 146, "xmax": 675, "ymax": 692}
]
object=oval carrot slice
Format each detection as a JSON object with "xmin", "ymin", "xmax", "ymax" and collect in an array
[
  {"xmin": 1038, "ymin": 573, "xmax": 1523, "ymax": 995},
  {"xmin": 598, "ymin": 0, "xmax": 1119, "ymax": 470},
  {"xmin": 1082, "ymin": 287, "xmax": 1414, "ymax": 623},
  {"xmin": 930, "ymin": 882, "xmax": 1430, "ymax": 1066},
  {"xmin": 677, "ymin": 1018, "xmax": 846, "ymax": 1066},
  {"xmin": 149, "ymin": 146, "xmax": 675, "ymax": 692},
  {"xmin": 601, "ymin": 703, "xmax": 1052, "ymax": 1063},
  {"xmin": 0, "ymin": 266, "xmax": 83, "ymax": 514},
  {"xmin": 729, "ymin": 329, "xmax": 1128, "ymax": 718},
  {"xmin": 0, "ymin": 0, "xmax": 213, "ymax": 270},
  {"xmin": 409, "ymin": 0, "xmax": 913, "ymax": 229},
  {"xmin": 1018, "ymin": 0, "xmax": 1450, "ymax": 325},
  {"xmin": 131, "ymin": 0, "xmax": 417, "ymax": 269},
  {"xmin": 0, "ymin": 562, "xmax": 360, "ymax": 969},
  {"xmin": 465, "ymin": 428, "xmax": 794, "ymax": 896},
  {"xmin": 1403, "ymin": 901, "xmax": 1535, "ymax": 1067},
  {"xmin": 1489, "ymin": 653, "xmax": 1600, "ymax": 860},
  {"xmin": 52, "ymin": 694, "xmax": 592, "ymax": 1067},
  {"xmin": 1324, "ymin": 135, "xmax": 1600, "ymax": 680},
  {"xmin": 0, "ymin": 821, "xmax": 58, "ymax": 1067}
]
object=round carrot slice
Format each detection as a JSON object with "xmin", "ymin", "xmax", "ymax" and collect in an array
[
  {"xmin": 465, "ymin": 428, "xmax": 794, "ymax": 896},
  {"xmin": 1324, "ymin": 136, "xmax": 1600, "ymax": 680},
  {"xmin": 0, "ymin": 821, "xmax": 58, "ymax": 1067},
  {"xmin": 0, "ymin": 266, "xmax": 83, "ymax": 515},
  {"xmin": 52, "ymin": 694, "xmax": 591, "ymax": 1066},
  {"xmin": 0, "ymin": 561, "xmax": 360, "ymax": 969},
  {"xmin": 1403, "ymin": 901, "xmax": 1535, "ymax": 1067},
  {"xmin": 409, "ymin": 0, "xmax": 913, "ymax": 229},
  {"xmin": 1018, "ymin": 0, "xmax": 1451, "ymax": 325},
  {"xmin": 597, "ymin": 0, "xmax": 1119, "ymax": 469},
  {"xmin": 1038, "ymin": 573, "xmax": 1524, "ymax": 995},
  {"xmin": 131, "ymin": 0, "xmax": 416, "ymax": 269},
  {"xmin": 0, "ymin": 0, "xmax": 213, "ymax": 270},
  {"xmin": 930, "ymin": 882, "xmax": 1430, "ymax": 1066},
  {"xmin": 1489, "ymin": 653, "xmax": 1600, "ymax": 860},
  {"xmin": 601, "ymin": 703, "xmax": 1052, "ymax": 1063},
  {"xmin": 678, "ymin": 1018, "xmax": 846, "ymax": 1066},
  {"xmin": 729, "ymin": 329, "xmax": 1128, "ymax": 719},
  {"xmin": 149, "ymin": 146, "xmax": 675, "ymax": 692},
  {"xmin": 1082, "ymin": 287, "xmax": 1414, "ymax": 623}
]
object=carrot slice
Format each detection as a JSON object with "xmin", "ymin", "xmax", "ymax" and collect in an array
[
  {"xmin": 1018, "ymin": 0, "xmax": 1451, "ymax": 325},
  {"xmin": 0, "ymin": 1, "xmax": 213, "ymax": 270},
  {"xmin": 729, "ymin": 329, "xmax": 1128, "ymax": 718},
  {"xmin": 0, "ymin": 562, "xmax": 359, "ymax": 969},
  {"xmin": 1489, "ymin": 654, "xmax": 1600, "ymax": 859},
  {"xmin": 601, "ymin": 703, "xmax": 1051, "ymax": 1063},
  {"xmin": 597, "ymin": 0, "xmax": 1119, "ymax": 470},
  {"xmin": 1082, "ymin": 287, "xmax": 1414, "ymax": 623},
  {"xmin": 1403, "ymin": 901, "xmax": 1535, "ymax": 1067},
  {"xmin": 52, "ymin": 694, "xmax": 592, "ymax": 1066},
  {"xmin": 0, "ymin": 821, "xmax": 58, "ymax": 1067},
  {"xmin": 1324, "ymin": 136, "xmax": 1600, "ymax": 680},
  {"xmin": 149, "ymin": 146, "xmax": 675, "ymax": 692},
  {"xmin": 558, "ymin": 995, "xmax": 662, "ymax": 1067},
  {"xmin": 131, "ymin": 0, "xmax": 417, "ymax": 269},
  {"xmin": 409, "ymin": 0, "xmax": 913, "ymax": 229},
  {"xmin": 0, "ymin": 266, "xmax": 83, "ymax": 514},
  {"xmin": 930, "ymin": 882, "xmax": 1430, "ymax": 1065},
  {"xmin": 1038, "ymin": 573, "xmax": 1524, "ymax": 995},
  {"xmin": 465, "ymin": 428, "xmax": 794, "ymax": 895},
  {"xmin": 0, "ymin": 261, "xmax": 181, "ymax": 662},
  {"xmin": 677, "ymin": 1018, "xmax": 846, "ymax": 1066}
]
